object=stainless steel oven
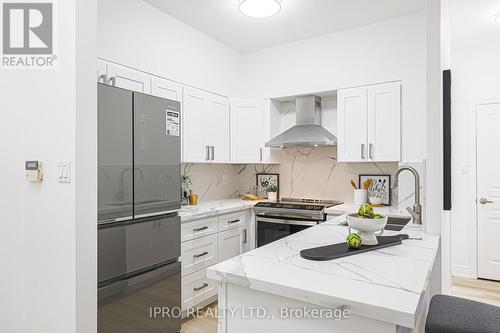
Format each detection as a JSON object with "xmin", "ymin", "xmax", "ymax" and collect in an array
[{"xmin": 254, "ymin": 198, "xmax": 343, "ymax": 247}]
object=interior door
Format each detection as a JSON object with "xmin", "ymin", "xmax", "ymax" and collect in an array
[
  {"xmin": 205, "ymin": 94, "xmax": 230, "ymax": 163},
  {"xmin": 367, "ymin": 82, "xmax": 401, "ymax": 161},
  {"xmin": 133, "ymin": 92, "xmax": 181, "ymax": 217},
  {"xmin": 337, "ymin": 87, "xmax": 368, "ymax": 162},
  {"xmin": 477, "ymin": 102, "xmax": 500, "ymax": 281}
]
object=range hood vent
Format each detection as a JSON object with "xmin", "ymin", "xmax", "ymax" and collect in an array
[{"xmin": 265, "ymin": 96, "xmax": 337, "ymax": 148}]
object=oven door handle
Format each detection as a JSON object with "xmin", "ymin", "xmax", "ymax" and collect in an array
[{"xmin": 256, "ymin": 217, "xmax": 318, "ymax": 227}]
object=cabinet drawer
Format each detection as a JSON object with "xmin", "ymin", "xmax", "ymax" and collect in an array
[
  {"xmin": 182, "ymin": 269, "xmax": 217, "ymax": 311},
  {"xmin": 181, "ymin": 217, "xmax": 218, "ymax": 242},
  {"xmin": 181, "ymin": 234, "xmax": 218, "ymax": 276},
  {"xmin": 218, "ymin": 211, "xmax": 246, "ymax": 232}
]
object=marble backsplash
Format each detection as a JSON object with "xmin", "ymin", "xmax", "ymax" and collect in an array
[{"xmin": 182, "ymin": 146, "xmax": 408, "ymax": 205}]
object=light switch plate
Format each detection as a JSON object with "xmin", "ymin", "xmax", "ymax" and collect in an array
[{"xmin": 58, "ymin": 161, "xmax": 71, "ymax": 183}]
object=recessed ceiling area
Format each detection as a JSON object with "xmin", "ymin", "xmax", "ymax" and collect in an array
[{"xmin": 142, "ymin": 0, "xmax": 425, "ymax": 53}]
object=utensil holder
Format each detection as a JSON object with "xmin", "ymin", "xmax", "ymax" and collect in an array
[{"xmin": 354, "ymin": 189, "xmax": 368, "ymax": 205}]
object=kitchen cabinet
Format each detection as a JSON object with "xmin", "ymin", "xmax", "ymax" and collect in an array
[
  {"xmin": 106, "ymin": 62, "xmax": 151, "ymax": 94},
  {"xmin": 337, "ymin": 82, "xmax": 401, "ymax": 162},
  {"xmin": 183, "ymin": 86, "xmax": 230, "ymax": 163},
  {"xmin": 230, "ymin": 99, "xmax": 271, "ymax": 163},
  {"xmin": 181, "ymin": 233, "xmax": 218, "ymax": 277},
  {"xmin": 218, "ymin": 226, "xmax": 245, "ymax": 263},
  {"xmin": 151, "ymin": 77, "xmax": 183, "ymax": 102}
]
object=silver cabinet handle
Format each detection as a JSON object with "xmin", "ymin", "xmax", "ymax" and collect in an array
[
  {"xmin": 193, "ymin": 226, "xmax": 208, "ymax": 232},
  {"xmin": 479, "ymin": 198, "xmax": 494, "ymax": 205},
  {"xmin": 98, "ymin": 74, "xmax": 107, "ymax": 83},
  {"xmin": 361, "ymin": 144, "xmax": 366, "ymax": 159},
  {"xmin": 205, "ymin": 146, "xmax": 210, "ymax": 161},
  {"xmin": 243, "ymin": 229, "xmax": 247, "ymax": 244},
  {"xmin": 369, "ymin": 143, "xmax": 374, "ymax": 159},
  {"xmin": 193, "ymin": 283, "xmax": 209, "ymax": 292},
  {"xmin": 260, "ymin": 148, "xmax": 263, "ymax": 162},
  {"xmin": 228, "ymin": 219, "xmax": 240, "ymax": 224},
  {"xmin": 193, "ymin": 251, "xmax": 209, "ymax": 258},
  {"xmin": 211, "ymin": 146, "xmax": 215, "ymax": 161}
]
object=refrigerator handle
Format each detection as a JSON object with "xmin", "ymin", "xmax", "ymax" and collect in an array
[
  {"xmin": 205, "ymin": 146, "xmax": 210, "ymax": 161},
  {"xmin": 211, "ymin": 146, "xmax": 215, "ymax": 161}
]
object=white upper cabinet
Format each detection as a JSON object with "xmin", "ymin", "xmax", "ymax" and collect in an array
[
  {"xmin": 151, "ymin": 77, "xmax": 183, "ymax": 101},
  {"xmin": 182, "ymin": 87, "xmax": 230, "ymax": 163},
  {"xmin": 106, "ymin": 63, "xmax": 151, "ymax": 94},
  {"xmin": 206, "ymin": 95, "xmax": 230, "ymax": 163},
  {"xmin": 367, "ymin": 82, "xmax": 401, "ymax": 161},
  {"xmin": 230, "ymin": 99, "xmax": 270, "ymax": 164},
  {"xmin": 337, "ymin": 82, "xmax": 401, "ymax": 162}
]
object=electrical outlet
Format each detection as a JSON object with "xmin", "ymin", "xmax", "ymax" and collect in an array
[{"xmin": 223, "ymin": 174, "xmax": 228, "ymax": 185}]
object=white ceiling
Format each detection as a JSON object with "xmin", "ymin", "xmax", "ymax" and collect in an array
[{"xmin": 142, "ymin": 0, "xmax": 426, "ymax": 53}]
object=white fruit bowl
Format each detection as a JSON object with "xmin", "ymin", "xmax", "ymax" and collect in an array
[{"xmin": 346, "ymin": 213, "xmax": 387, "ymax": 245}]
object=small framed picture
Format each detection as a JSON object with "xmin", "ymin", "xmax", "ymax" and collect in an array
[
  {"xmin": 359, "ymin": 174, "xmax": 391, "ymax": 206},
  {"xmin": 256, "ymin": 173, "xmax": 279, "ymax": 199}
]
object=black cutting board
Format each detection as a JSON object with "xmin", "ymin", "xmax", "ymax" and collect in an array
[{"xmin": 300, "ymin": 234, "xmax": 409, "ymax": 261}]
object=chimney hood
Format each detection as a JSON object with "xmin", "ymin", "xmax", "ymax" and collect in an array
[{"xmin": 265, "ymin": 95, "xmax": 337, "ymax": 148}]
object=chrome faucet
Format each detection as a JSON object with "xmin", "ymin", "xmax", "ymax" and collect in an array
[{"xmin": 392, "ymin": 166, "xmax": 422, "ymax": 225}]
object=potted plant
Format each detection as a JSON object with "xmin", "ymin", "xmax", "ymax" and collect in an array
[{"xmin": 266, "ymin": 185, "xmax": 278, "ymax": 201}]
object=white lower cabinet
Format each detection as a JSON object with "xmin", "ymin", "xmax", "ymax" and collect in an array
[
  {"xmin": 181, "ymin": 233, "xmax": 218, "ymax": 277},
  {"xmin": 218, "ymin": 226, "xmax": 245, "ymax": 263},
  {"xmin": 181, "ymin": 211, "xmax": 253, "ymax": 313},
  {"xmin": 182, "ymin": 268, "xmax": 217, "ymax": 311}
]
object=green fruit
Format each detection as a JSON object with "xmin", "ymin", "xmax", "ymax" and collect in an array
[
  {"xmin": 358, "ymin": 204, "xmax": 374, "ymax": 218},
  {"xmin": 346, "ymin": 233, "xmax": 363, "ymax": 249},
  {"xmin": 373, "ymin": 214, "xmax": 383, "ymax": 219}
]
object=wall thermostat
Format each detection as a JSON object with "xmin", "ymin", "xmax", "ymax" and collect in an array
[{"xmin": 25, "ymin": 161, "xmax": 43, "ymax": 182}]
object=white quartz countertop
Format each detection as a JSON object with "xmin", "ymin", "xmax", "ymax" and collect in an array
[
  {"xmin": 179, "ymin": 199, "xmax": 260, "ymax": 222},
  {"xmin": 325, "ymin": 203, "xmax": 412, "ymax": 217},
  {"xmin": 207, "ymin": 214, "xmax": 439, "ymax": 328}
]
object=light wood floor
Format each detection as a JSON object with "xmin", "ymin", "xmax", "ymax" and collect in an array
[
  {"xmin": 181, "ymin": 278, "xmax": 500, "ymax": 333},
  {"xmin": 450, "ymin": 276, "xmax": 500, "ymax": 307},
  {"xmin": 181, "ymin": 303, "xmax": 218, "ymax": 333}
]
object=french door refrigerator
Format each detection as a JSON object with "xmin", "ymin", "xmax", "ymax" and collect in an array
[{"xmin": 97, "ymin": 83, "xmax": 182, "ymax": 333}]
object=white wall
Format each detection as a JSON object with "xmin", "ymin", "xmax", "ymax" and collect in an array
[
  {"xmin": 240, "ymin": 13, "xmax": 427, "ymax": 162},
  {"xmin": 98, "ymin": 0, "xmax": 242, "ymax": 96},
  {"xmin": 450, "ymin": 0, "xmax": 500, "ymax": 277},
  {"xmin": 0, "ymin": 0, "xmax": 97, "ymax": 332}
]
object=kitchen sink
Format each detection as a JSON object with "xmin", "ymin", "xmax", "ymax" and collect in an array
[{"xmin": 340, "ymin": 216, "xmax": 412, "ymax": 231}]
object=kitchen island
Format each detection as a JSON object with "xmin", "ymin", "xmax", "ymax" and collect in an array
[{"xmin": 207, "ymin": 214, "xmax": 440, "ymax": 333}]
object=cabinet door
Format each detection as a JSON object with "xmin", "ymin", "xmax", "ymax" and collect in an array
[
  {"xmin": 107, "ymin": 63, "xmax": 151, "ymax": 94},
  {"xmin": 183, "ymin": 87, "xmax": 209, "ymax": 163},
  {"xmin": 231, "ymin": 99, "xmax": 269, "ymax": 164},
  {"xmin": 151, "ymin": 77, "xmax": 183, "ymax": 102},
  {"xmin": 218, "ymin": 226, "xmax": 244, "ymax": 263},
  {"xmin": 205, "ymin": 94, "xmax": 230, "ymax": 163},
  {"xmin": 97, "ymin": 59, "xmax": 107, "ymax": 83},
  {"xmin": 367, "ymin": 82, "xmax": 401, "ymax": 161},
  {"xmin": 337, "ymin": 87, "xmax": 368, "ymax": 162}
]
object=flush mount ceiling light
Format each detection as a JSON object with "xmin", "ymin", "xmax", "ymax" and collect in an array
[
  {"xmin": 239, "ymin": 0, "xmax": 281, "ymax": 18},
  {"xmin": 494, "ymin": 12, "xmax": 500, "ymax": 24}
]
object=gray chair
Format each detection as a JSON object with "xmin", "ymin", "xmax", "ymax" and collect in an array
[{"xmin": 425, "ymin": 295, "xmax": 500, "ymax": 333}]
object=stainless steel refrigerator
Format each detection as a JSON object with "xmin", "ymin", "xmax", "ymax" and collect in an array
[{"xmin": 97, "ymin": 83, "xmax": 182, "ymax": 333}]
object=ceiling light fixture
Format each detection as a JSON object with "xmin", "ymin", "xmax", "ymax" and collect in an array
[
  {"xmin": 494, "ymin": 12, "xmax": 500, "ymax": 24},
  {"xmin": 239, "ymin": 0, "xmax": 281, "ymax": 18}
]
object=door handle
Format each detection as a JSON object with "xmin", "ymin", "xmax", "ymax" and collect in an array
[
  {"xmin": 361, "ymin": 144, "xmax": 366, "ymax": 159},
  {"xmin": 369, "ymin": 143, "xmax": 374, "ymax": 159},
  {"xmin": 193, "ymin": 251, "xmax": 209, "ymax": 258},
  {"xmin": 479, "ymin": 198, "xmax": 494, "ymax": 205}
]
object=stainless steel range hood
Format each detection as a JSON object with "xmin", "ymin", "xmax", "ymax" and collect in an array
[{"xmin": 265, "ymin": 95, "xmax": 337, "ymax": 148}]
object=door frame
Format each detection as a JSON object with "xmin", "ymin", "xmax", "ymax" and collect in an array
[{"xmin": 469, "ymin": 99, "xmax": 500, "ymax": 279}]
